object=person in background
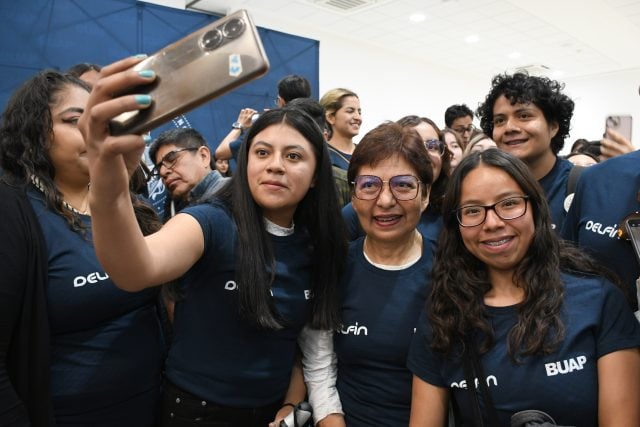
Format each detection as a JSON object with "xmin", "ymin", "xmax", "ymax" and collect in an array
[
  {"xmin": 66, "ymin": 62, "xmax": 101, "ymax": 86},
  {"xmin": 0, "ymin": 69, "xmax": 165, "ymax": 426},
  {"xmin": 79, "ymin": 55, "xmax": 348, "ymax": 427},
  {"xmin": 275, "ymin": 74, "xmax": 312, "ymax": 107},
  {"xmin": 442, "ymin": 127, "xmax": 464, "ymax": 171},
  {"xmin": 565, "ymin": 150, "xmax": 599, "ymax": 167},
  {"xmin": 301, "ymin": 121, "xmax": 435, "ymax": 426},
  {"xmin": 444, "ymin": 104, "xmax": 475, "ymax": 145},
  {"xmin": 320, "ymin": 88, "xmax": 362, "ymax": 207},
  {"xmin": 408, "ymin": 149, "xmax": 640, "ymax": 426},
  {"xmin": 216, "ymin": 75, "xmax": 312, "ymax": 163},
  {"xmin": 462, "ymin": 131, "xmax": 497, "ymax": 156},
  {"xmin": 149, "ymin": 128, "xmax": 229, "ymax": 222},
  {"xmin": 215, "ymin": 157, "xmax": 231, "ymax": 177},
  {"xmin": 476, "ymin": 73, "xmax": 575, "ymax": 230}
]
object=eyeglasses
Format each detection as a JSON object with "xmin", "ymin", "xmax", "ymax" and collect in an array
[
  {"xmin": 151, "ymin": 147, "xmax": 198, "ymax": 177},
  {"xmin": 425, "ymin": 139, "xmax": 446, "ymax": 156},
  {"xmin": 455, "ymin": 196, "xmax": 529, "ymax": 227},
  {"xmin": 452, "ymin": 125, "xmax": 475, "ymax": 135},
  {"xmin": 352, "ymin": 175, "xmax": 421, "ymax": 201}
]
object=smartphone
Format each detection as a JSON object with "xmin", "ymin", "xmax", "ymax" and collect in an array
[
  {"xmin": 622, "ymin": 212, "xmax": 640, "ymax": 265},
  {"xmin": 605, "ymin": 115, "xmax": 633, "ymax": 141},
  {"xmin": 110, "ymin": 9, "xmax": 270, "ymax": 135}
]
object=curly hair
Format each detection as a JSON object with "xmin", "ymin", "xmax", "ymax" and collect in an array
[
  {"xmin": 429, "ymin": 149, "xmax": 608, "ymax": 361},
  {"xmin": 0, "ymin": 70, "xmax": 91, "ymax": 233},
  {"xmin": 476, "ymin": 73, "xmax": 574, "ymax": 155}
]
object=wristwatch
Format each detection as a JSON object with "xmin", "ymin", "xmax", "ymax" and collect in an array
[{"xmin": 231, "ymin": 122, "xmax": 244, "ymax": 132}]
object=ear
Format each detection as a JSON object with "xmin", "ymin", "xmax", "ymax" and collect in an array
[
  {"xmin": 549, "ymin": 121, "xmax": 559, "ymax": 139},
  {"xmin": 420, "ymin": 186, "xmax": 431, "ymax": 214},
  {"xmin": 200, "ymin": 146, "xmax": 212, "ymax": 167},
  {"xmin": 325, "ymin": 111, "xmax": 336, "ymax": 126}
]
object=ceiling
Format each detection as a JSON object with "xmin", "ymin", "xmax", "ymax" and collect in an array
[
  {"xmin": 178, "ymin": 0, "xmax": 640, "ymax": 78},
  {"xmin": 173, "ymin": 0, "xmax": 640, "ymax": 81}
]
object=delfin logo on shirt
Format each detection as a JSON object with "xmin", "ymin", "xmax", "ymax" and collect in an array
[
  {"xmin": 337, "ymin": 322, "xmax": 368, "ymax": 336},
  {"xmin": 73, "ymin": 271, "xmax": 109, "ymax": 288},
  {"xmin": 545, "ymin": 355, "xmax": 587, "ymax": 376},
  {"xmin": 584, "ymin": 221, "xmax": 618, "ymax": 238},
  {"xmin": 450, "ymin": 375, "xmax": 498, "ymax": 389}
]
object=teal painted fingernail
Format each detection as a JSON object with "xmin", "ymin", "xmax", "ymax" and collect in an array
[
  {"xmin": 143, "ymin": 134, "xmax": 152, "ymax": 145},
  {"xmin": 138, "ymin": 70, "xmax": 155, "ymax": 78},
  {"xmin": 134, "ymin": 53, "xmax": 148, "ymax": 58},
  {"xmin": 135, "ymin": 95, "xmax": 152, "ymax": 105}
]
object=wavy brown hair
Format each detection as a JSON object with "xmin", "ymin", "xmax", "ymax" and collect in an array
[{"xmin": 429, "ymin": 149, "xmax": 609, "ymax": 361}]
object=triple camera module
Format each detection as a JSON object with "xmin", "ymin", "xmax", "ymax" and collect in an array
[{"xmin": 200, "ymin": 17, "xmax": 246, "ymax": 51}]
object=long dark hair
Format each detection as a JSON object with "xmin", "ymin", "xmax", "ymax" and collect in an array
[
  {"xmin": 216, "ymin": 107, "xmax": 348, "ymax": 330},
  {"xmin": 429, "ymin": 149, "xmax": 606, "ymax": 360},
  {"xmin": 0, "ymin": 70, "xmax": 91, "ymax": 233}
]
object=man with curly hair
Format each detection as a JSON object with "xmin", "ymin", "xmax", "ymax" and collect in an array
[{"xmin": 476, "ymin": 73, "xmax": 575, "ymax": 229}]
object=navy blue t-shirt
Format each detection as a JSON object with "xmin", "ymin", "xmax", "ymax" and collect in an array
[
  {"xmin": 329, "ymin": 146, "xmax": 351, "ymax": 171},
  {"xmin": 342, "ymin": 203, "xmax": 443, "ymax": 252},
  {"xmin": 166, "ymin": 202, "xmax": 313, "ymax": 406},
  {"xmin": 28, "ymin": 190, "xmax": 164, "ymax": 426},
  {"xmin": 408, "ymin": 273, "xmax": 640, "ymax": 427},
  {"xmin": 538, "ymin": 157, "xmax": 573, "ymax": 230},
  {"xmin": 334, "ymin": 237, "xmax": 434, "ymax": 426},
  {"xmin": 561, "ymin": 150, "xmax": 640, "ymax": 307}
]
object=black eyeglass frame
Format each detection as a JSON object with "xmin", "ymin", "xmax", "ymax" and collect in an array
[
  {"xmin": 455, "ymin": 195, "xmax": 530, "ymax": 227},
  {"xmin": 151, "ymin": 147, "xmax": 199, "ymax": 177}
]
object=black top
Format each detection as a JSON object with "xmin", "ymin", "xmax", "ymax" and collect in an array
[{"xmin": 0, "ymin": 181, "xmax": 55, "ymax": 426}]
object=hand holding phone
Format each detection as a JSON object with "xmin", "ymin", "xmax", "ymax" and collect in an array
[
  {"xmin": 601, "ymin": 115, "xmax": 634, "ymax": 160},
  {"xmin": 110, "ymin": 9, "xmax": 269, "ymax": 135}
]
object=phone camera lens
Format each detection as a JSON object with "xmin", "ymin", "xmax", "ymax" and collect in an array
[
  {"xmin": 222, "ymin": 18, "xmax": 245, "ymax": 39},
  {"xmin": 201, "ymin": 29, "xmax": 223, "ymax": 51},
  {"xmin": 606, "ymin": 116, "xmax": 619, "ymax": 127}
]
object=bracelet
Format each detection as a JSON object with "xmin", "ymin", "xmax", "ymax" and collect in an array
[{"xmin": 280, "ymin": 402, "xmax": 296, "ymax": 410}]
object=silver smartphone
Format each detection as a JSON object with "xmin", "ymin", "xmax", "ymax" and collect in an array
[
  {"xmin": 605, "ymin": 115, "xmax": 633, "ymax": 141},
  {"xmin": 110, "ymin": 9, "xmax": 270, "ymax": 135},
  {"xmin": 623, "ymin": 213, "xmax": 640, "ymax": 265}
]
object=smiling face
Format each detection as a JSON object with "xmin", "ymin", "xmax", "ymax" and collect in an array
[
  {"xmin": 155, "ymin": 144, "xmax": 211, "ymax": 200},
  {"xmin": 327, "ymin": 95, "xmax": 361, "ymax": 139},
  {"xmin": 247, "ymin": 123, "xmax": 317, "ymax": 227},
  {"xmin": 352, "ymin": 154, "xmax": 429, "ymax": 246},
  {"xmin": 48, "ymin": 84, "xmax": 91, "ymax": 186},
  {"xmin": 491, "ymin": 95, "xmax": 559, "ymax": 175},
  {"xmin": 458, "ymin": 164, "xmax": 534, "ymax": 282}
]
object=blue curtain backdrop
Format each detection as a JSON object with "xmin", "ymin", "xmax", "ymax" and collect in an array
[{"xmin": 0, "ymin": 0, "xmax": 319, "ymax": 145}]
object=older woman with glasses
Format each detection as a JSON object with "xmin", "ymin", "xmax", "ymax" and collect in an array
[
  {"xmin": 301, "ymin": 121, "xmax": 435, "ymax": 426},
  {"xmin": 342, "ymin": 115, "xmax": 450, "ymax": 253},
  {"xmin": 408, "ymin": 149, "xmax": 640, "ymax": 426}
]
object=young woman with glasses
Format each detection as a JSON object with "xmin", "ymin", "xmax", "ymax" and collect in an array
[
  {"xmin": 79, "ymin": 56, "xmax": 347, "ymax": 427},
  {"xmin": 408, "ymin": 149, "xmax": 640, "ymax": 426},
  {"xmin": 301, "ymin": 122, "xmax": 435, "ymax": 426}
]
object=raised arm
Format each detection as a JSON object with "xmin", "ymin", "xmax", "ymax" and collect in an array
[
  {"xmin": 214, "ymin": 108, "xmax": 256, "ymax": 160},
  {"xmin": 79, "ymin": 56, "xmax": 204, "ymax": 291},
  {"xmin": 597, "ymin": 348, "xmax": 640, "ymax": 426}
]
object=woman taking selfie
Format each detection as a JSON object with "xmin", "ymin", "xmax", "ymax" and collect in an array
[
  {"xmin": 408, "ymin": 149, "xmax": 640, "ymax": 426},
  {"xmin": 79, "ymin": 56, "xmax": 347, "ymax": 427},
  {"xmin": 0, "ymin": 70, "xmax": 165, "ymax": 426}
]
